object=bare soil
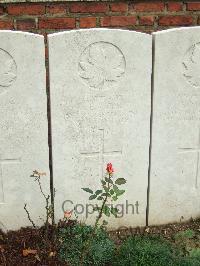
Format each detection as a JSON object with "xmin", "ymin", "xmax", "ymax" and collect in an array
[{"xmin": 0, "ymin": 218, "xmax": 200, "ymax": 265}]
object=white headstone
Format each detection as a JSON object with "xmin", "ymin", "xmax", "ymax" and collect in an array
[
  {"xmin": 150, "ymin": 27, "xmax": 200, "ymax": 225},
  {"xmin": 0, "ymin": 31, "xmax": 49, "ymax": 231},
  {"xmin": 49, "ymin": 29, "xmax": 152, "ymax": 228}
]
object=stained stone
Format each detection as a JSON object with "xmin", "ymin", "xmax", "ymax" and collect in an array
[
  {"xmin": 0, "ymin": 31, "xmax": 49, "ymax": 231},
  {"xmin": 48, "ymin": 29, "xmax": 152, "ymax": 228},
  {"xmin": 150, "ymin": 27, "xmax": 200, "ymax": 225}
]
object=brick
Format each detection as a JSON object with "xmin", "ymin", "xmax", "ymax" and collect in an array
[
  {"xmin": 0, "ymin": 20, "xmax": 13, "ymax": 29},
  {"xmin": 38, "ymin": 17, "xmax": 75, "ymax": 29},
  {"xmin": 80, "ymin": 17, "xmax": 96, "ymax": 28},
  {"xmin": 16, "ymin": 19, "xmax": 36, "ymax": 30},
  {"xmin": 70, "ymin": 3, "xmax": 107, "ymax": 13},
  {"xmin": 187, "ymin": 2, "xmax": 200, "ymax": 11},
  {"xmin": 101, "ymin": 16, "xmax": 136, "ymax": 27},
  {"xmin": 133, "ymin": 2, "xmax": 164, "ymax": 12},
  {"xmin": 46, "ymin": 4, "xmax": 66, "ymax": 14},
  {"xmin": 159, "ymin": 15, "xmax": 193, "ymax": 26},
  {"xmin": 7, "ymin": 4, "xmax": 45, "ymax": 15},
  {"xmin": 168, "ymin": 2, "xmax": 182, "ymax": 12},
  {"xmin": 7, "ymin": 4, "xmax": 45, "ymax": 16},
  {"xmin": 110, "ymin": 3, "xmax": 128, "ymax": 12},
  {"xmin": 139, "ymin": 16, "xmax": 154, "ymax": 26}
]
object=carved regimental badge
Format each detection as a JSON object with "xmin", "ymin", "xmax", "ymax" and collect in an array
[
  {"xmin": 78, "ymin": 42, "xmax": 126, "ymax": 91},
  {"xmin": 0, "ymin": 49, "xmax": 17, "ymax": 94},
  {"xmin": 182, "ymin": 43, "xmax": 200, "ymax": 88}
]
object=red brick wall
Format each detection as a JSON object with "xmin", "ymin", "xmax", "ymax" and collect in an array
[{"xmin": 0, "ymin": 1, "xmax": 200, "ymax": 34}]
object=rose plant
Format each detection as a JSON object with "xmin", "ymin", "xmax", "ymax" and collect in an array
[
  {"xmin": 75, "ymin": 163, "xmax": 127, "ymax": 265},
  {"xmin": 82, "ymin": 163, "xmax": 127, "ymax": 228}
]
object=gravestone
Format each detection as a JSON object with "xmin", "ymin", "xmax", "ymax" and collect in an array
[
  {"xmin": 48, "ymin": 29, "xmax": 152, "ymax": 228},
  {"xmin": 150, "ymin": 27, "xmax": 200, "ymax": 225},
  {"xmin": 0, "ymin": 31, "xmax": 49, "ymax": 230}
]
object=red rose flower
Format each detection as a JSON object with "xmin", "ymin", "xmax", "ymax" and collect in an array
[{"xmin": 106, "ymin": 163, "xmax": 114, "ymax": 174}]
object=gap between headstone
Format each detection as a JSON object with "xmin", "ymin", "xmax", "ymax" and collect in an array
[{"xmin": 146, "ymin": 34, "xmax": 155, "ymax": 227}]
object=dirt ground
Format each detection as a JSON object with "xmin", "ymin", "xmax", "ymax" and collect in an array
[{"xmin": 0, "ymin": 218, "xmax": 200, "ymax": 265}]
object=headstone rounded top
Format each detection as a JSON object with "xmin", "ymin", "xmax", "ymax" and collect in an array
[{"xmin": 48, "ymin": 28, "xmax": 151, "ymax": 38}]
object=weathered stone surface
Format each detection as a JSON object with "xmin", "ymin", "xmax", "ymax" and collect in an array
[
  {"xmin": 150, "ymin": 27, "xmax": 200, "ymax": 225},
  {"xmin": 48, "ymin": 29, "xmax": 152, "ymax": 228},
  {"xmin": 0, "ymin": 31, "xmax": 49, "ymax": 231}
]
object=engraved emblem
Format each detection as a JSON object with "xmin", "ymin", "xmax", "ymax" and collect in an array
[
  {"xmin": 0, "ymin": 49, "xmax": 17, "ymax": 94},
  {"xmin": 78, "ymin": 42, "xmax": 126, "ymax": 91},
  {"xmin": 182, "ymin": 43, "xmax": 200, "ymax": 88}
]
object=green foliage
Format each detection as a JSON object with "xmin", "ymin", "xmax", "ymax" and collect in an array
[
  {"xmin": 82, "ymin": 188, "xmax": 93, "ymax": 194},
  {"xmin": 113, "ymin": 234, "xmax": 200, "ymax": 266},
  {"xmin": 87, "ymin": 178, "xmax": 126, "ymax": 219},
  {"xmin": 181, "ymin": 248, "xmax": 200, "ymax": 266},
  {"xmin": 82, "ymin": 164, "xmax": 127, "ymax": 226},
  {"xmin": 175, "ymin": 256, "xmax": 200, "ymax": 266},
  {"xmin": 173, "ymin": 244, "xmax": 200, "ymax": 266},
  {"xmin": 189, "ymin": 248, "xmax": 200, "ymax": 259},
  {"xmin": 110, "ymin": 206, "xmax": 118, "ymax": 217},
  {"xmin": 174, "ymin": 229, "xmax": 200, "ymax": 262},
  {"xmin": 58, "ymin": 222, "xmax": 200, "ymax": 266},
  {"xmin": 114, "ymin": 235, "xmax": 179, "ymax": 266},
  {"xmin": 174, "ymin": 229, "xmax": 195, "ymax": 241},
  {"xmin": 58, "ymin": 223, "xmax": 115, "ymax": 266},
  {"xmin": 115, "ymin": 178, "xmax": 126, "ymax": 185},
  {"xmin": 103, "ymin": 205, "xmax": 110, "ymax": 217},
  {"xmin": 89, "ymin": 194, "xmax": 97, "ymax": 200},
  {"xmin": 95, "ymin": 190, "xmax": 103, "ymax": 195}
]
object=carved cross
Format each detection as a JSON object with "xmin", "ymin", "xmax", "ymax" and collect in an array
[
  {"xmin": 0, "ymin": 155, "xmax": 21, "ymax": 203},
  {"xmin": 179, "ymin": 127, "xmax": 200, "ymax": 189},
  {"xmin": 80, "ymin": 129, "xmax": 122, "ymax": 179}
]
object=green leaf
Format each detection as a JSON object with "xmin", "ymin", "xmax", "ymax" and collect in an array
[
  {"xmin": 89, "ymin": 194, "xmax": 97, "ymax": 200},
  {"xmin": 113, "ymin": 185, "xmax": 119, "ymax": 193},
  {"xmin": 103, "ymin": 205, "xmax": 110, "ymax": 217},
  {"xmin": 116, "ymin": 189, "xmax": 125, "ymax": 196},
  {"xmin": 103, "ymin": 186, "xmax": 109, "ymax": 193},
  {"xmin": 82, "ymin": 188, "xmax": 93, "ymax": 194},
  {"xmin": 112, "ymin": 195, "xmax": 118, "ymax": 201},
  {"xmin": 115, "ymin": 178, "xmax": 126, "ymax": 185},
  {"xmin": 113, "ymin": 185, "xmax": 125, "ymax": 197},
  {"xmin": 97, "ymin": 196, "xmax": 103, "ymax": 200},
  {"xmin": 105, "ymin": 177, "xmax": 113, "ymax": 184},
  {"xmin": 102, "ymin": 192, "xmax": 111, "ymax": 198},
  {"xmin": 101, "ymin": 180, "xmax": 106, "ymax": 186},
  {"xmin": 111, "ymin": 207, "xmax": 118, "ymax": 217},
  {"xmin": 95, "ymin": 190, "xmax": 103, "ymax": 195},
  {"xmin": 110, "ymin": 189, "xmax": 114, "ymax": 195}
]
